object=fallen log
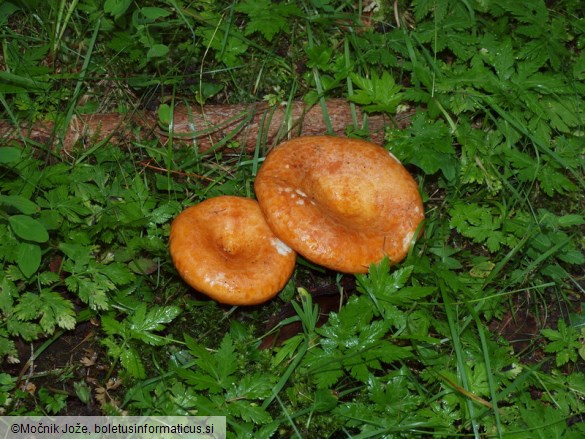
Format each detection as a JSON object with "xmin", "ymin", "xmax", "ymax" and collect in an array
[{"xmin": 1, "ymin": 99, "xmax": 413, "ymax": 153}]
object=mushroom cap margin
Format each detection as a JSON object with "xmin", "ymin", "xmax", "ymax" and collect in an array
[
  {"xmin": 255, "ymin": 136, "xmax": 424, "ymax": 273},
  {"xmin": 169, "ymin": 196, "xmax": 297, "ymax": 305}
]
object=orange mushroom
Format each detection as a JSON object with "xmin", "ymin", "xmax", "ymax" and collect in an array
[
  {"xmin": 169, "ymin": 196, "xmax": 296, "ymax": 305},
  {"xmin": 255, "ymin": 135, "xmax": 424, "ymax": 273}
]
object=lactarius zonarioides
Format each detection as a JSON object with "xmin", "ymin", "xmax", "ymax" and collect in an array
[
  {"xmin": 169, "ymin": 196, "xmax": 296, "ymax": 305},
  {"xmin": 255, "ymin": 135, "xmax": 424, "ymax": 273}
]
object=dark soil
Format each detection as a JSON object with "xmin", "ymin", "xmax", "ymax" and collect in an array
[{"xmin": 5, "ymin": 320, "xmax": 114, "ymax": 416}]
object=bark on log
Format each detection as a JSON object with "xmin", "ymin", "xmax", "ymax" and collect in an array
[{"xmin": 1, "ymin": 99, "xmax": 413, "ymax": 153}]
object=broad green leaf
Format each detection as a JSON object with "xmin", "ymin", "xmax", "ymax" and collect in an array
[
  {"xmin": 541, "ymin": 320, "xmax": 581, "ymax": 366},
  {"xmin": 347, "ymin": 361, "xmax": 372, "ymax": 382},
  {"xmin": 59, "ymin": 242, "xmax": 91, "ymax": 266},
  {"xmin": 349, "ymin": 71, "xmax": 403, "ymax": 114},
  {"xmin": 234, "ymin": 374, "xmax": 274, "ymax": 399},
  {"xmin": 175, "ymin": 367, "xmax": 223, "ymax": 393},
  {"xmin": 313, "ymin": 388, "xmax": 338, "ymax": 413},
  {"xmin": 538, "ymin": 165, "xmax": 577, "ymax": 196},
  {"xmin": 469, "ymin": 261, "xmax": 495, "ymax": 279},
  {"xmin": 541, "ymin": 328, "xmax": 561, "ymax": 341},
  {"xmin": 104, "ymin": 0, "xmax": 132, "ymax": 19},
  {"xmin": 228, "ymin": 400, "xmax": 272, "ymax": 424},
  {"xmin": 130, "ymin": 330, "xmax": 168, "ymax": 346},
  {"xmin": 184, "ymin": 334, "xmax": 211, "ymax": 358},
  {"xmin": 38, "ymin": 271, "xmax": 59, "ymax": 286},
  {"xmin": 158, "ymin": 103, "xmax": 172, "ymax": 126},
  {"xmin": 140, "ymin": 7, "xmax": 171, "ymax": 19},
  {"xmin": 388, "ymin": 113, "xmax": 457, "ymax": 179},
  {"xmin": 491, "ymin": 39, "xmax": 515, "ymax": 80},
  {"xmin": 356, "ymin": 261, "xmax": 422, "ymax": 307},
  {"xmin": 305, "ymin": 45, "xmax": 333, "ymax": 70},
  {"xmin": 128, "ymin": 258, "xmax": 158, "ymax": 274},
  {"xmin": 167, "ymin": 381, "xmax": 200, "ymax": 412},
  {"xmin": 557, "ymin": 249, "xmax": 585, "ymax": 265},
  {"xmin": 120, "ymin": 346, "xmax": 146, "ymax": 378},
  {"xmin": 8, "ymin": 215, "xmax": 49, "ymax": 242},
  {"xmin": 38, "ymin": 290, "xmax": 76, "ymax": 333},
  {"xmin": 149, "ymin": 201, "xmax": 182, "ymax": 224},
  {"xmin": 448, "ymin": 202, "xmax": 512, "ymax": 252},
  {"xmin": 196, "ymin": 27, "xmax": 248, "ymax": 66},
  {"xmin": 6, "ymin": 319, "xmax": 40, "ymax": 341},
  {"xmin": 0, "ymin": 147, "xmax": 22, "ymax": 164},
  {"xmin": 0, "ymin": 277, "xmax": 16, "ymax": 312},
  {"xmin": 0, "ymin": 195, "xmax": 39, "ymax": 215},
  {"xmin": 358, "ymin": 320, "xmax": 391, "ymax": 347},
  {"xmin": 13, "ymin": 292, "xmax": 42, "ymax": 320},
  {"xmin": 197, "ymin": 81, "xmax": 224, "ymax": 103},
  {"xmin": 16, "ymin": 242, "xmax": 41, "ymax": 278},
  {"xmin": 0, "ymin": 337, "xmax": 17, "ymax": 359},
  {"xmin": 215, "ymin": 334, "xmax": 238, "ymax": 383},
  {"xmin": 130, "ymin": 304, "xmax": 181, "ymax": 333},
  {"xmin": 303, "ymin": 347, "xmax": 344, "ymax": 388},
  {"xmin": 573, "ymin": 52, "xmax": 585, "ymax": 80},
  {"xmin": 518, "ymin": 400, "xmax": 568, "ymax": 438},
  {"xmin": 101, "ymin": 313, "xmax": 125, "ymax": 337},
  {"xmin": 73, "ymin": 381, "xmax": 91, "ymax": 405},
  {"xmin": 65, "ymin": 276, "xmax": 109, "ymax": 310},
  {"xmin": 100, "ymin": 262, "xmax": 135, "ymax": 285},
  {"xmin": 147, "ymin": 44, "xmax": 169, "ymax": 59},
  {"xmin": 13, "ymin": 290, "xmax": 76, "ymax": 333},
  {"xmin": 557, "ymin": 214, "xmax": 585, "ymax": 228},
  {"xmin": 365, "ymin": 341, "xmax": 413, "ymax": 364},
  {"xmin": 236, "ymin": 0, "xmax": 300, "ymax": 42}
]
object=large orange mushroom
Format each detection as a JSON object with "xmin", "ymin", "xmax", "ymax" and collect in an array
[
  {"xmin": 169, "ymin": 196, "xmax": 296, "ymax": 305},
  {"xmin": 254, "ymin": 135, "xmax": 424, "ymax": 273}
]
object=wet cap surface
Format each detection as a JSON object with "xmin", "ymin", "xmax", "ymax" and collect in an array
[
  {"xmin": 255, "ymin": 136, "xmax": 424, "ymax": 273},
  {"xmin": 169, "ymin": 196, "xmax": 296, "ymax": 305}
]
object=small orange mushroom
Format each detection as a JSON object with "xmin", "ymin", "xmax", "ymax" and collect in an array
[
  {"xmin": 169, "ymin": 196, "xmax": 296, "ymax": 305},
  {"xmin": 255, "ymin": 135, "xmax": 424, "ymax": 273}
]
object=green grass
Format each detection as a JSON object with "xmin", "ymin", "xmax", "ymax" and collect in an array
[{"xmin": 1, "ymin": 0, "xmax": 584, "ymax": 437}]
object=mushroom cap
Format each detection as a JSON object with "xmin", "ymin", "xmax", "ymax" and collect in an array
[
  {"xmin": 169, "ymin": 196, "xmax": 296, "ymax": 305},
  {"xmin": 255, "ymin": 135, "xmax": 424, "ymax": 273}
]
